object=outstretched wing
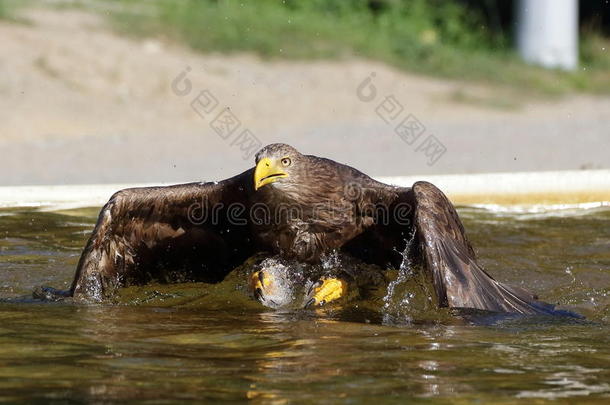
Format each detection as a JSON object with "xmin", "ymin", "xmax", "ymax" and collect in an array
[
  {"xmin": 410, "ymin": 181, "xmax": 559, "ymax": 315},
  {"xmin": 71, "ymin": 169, "xmax": 257, "ymax": 300}
]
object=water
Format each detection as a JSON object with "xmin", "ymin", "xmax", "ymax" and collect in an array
[{"xmin": 0, "ymin": 205, "xmax": 609, "ymax": 403}]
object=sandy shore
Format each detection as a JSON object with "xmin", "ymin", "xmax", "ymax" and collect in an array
[{"xmin": 1, "ymin": 7, "xmax": 609, "ymax": 186}]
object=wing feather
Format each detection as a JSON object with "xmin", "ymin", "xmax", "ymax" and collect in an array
[
  {"xmin": 411, "ymin": 181, "xmax": 560, "ymax": 315},
  {"xmin": 345, "ymin": 179, "xmax": 567, "ymax": 315},
  {"xmin": 70, "ymin": 169, "xmax": 256, "ymax": 300}
]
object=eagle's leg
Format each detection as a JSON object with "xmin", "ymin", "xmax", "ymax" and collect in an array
[
  {"xmin": 249, "ymin": 267, "xmax": 349, "ymax": 309},
  {"xmin": 305, "ymin": 277, "xmax": 348, "ymax": 307}
]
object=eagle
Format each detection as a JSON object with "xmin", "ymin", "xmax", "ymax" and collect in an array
[{"xmin": 53, "ymin": 143, "xmax": 563, "ymax": 315}]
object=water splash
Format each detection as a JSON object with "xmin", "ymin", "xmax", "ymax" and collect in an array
[
  {"xmin": 320, "ymin": 250, "xmax": 342, "ymax": 271},
  {"xmin": 252, "ymin": 257, "xmax": 303, "ymax": 309},
  {"xmin": 382, "ymin": 230, "xmax": 417, "ymax": 324}
]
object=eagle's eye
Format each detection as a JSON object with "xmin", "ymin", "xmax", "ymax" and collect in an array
[{"xmin": 281, "ymin": 157, "xmax": 291, "ymax": 167}]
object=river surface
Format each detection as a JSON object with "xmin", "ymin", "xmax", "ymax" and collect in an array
[{"xmin": 0, "ymin": 205, "xmax": 609, "ymax": 403}]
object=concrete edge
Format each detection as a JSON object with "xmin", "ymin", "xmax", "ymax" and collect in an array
[
  {"xmin": 381, "ymin": 169, "xmax": 610, "ymax": 205},
  {"xmin": 0, "ymin": 169, "xmax": 608, "ymax": 211}
]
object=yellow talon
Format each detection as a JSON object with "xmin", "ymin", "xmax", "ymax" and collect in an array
[
  {"xmin": 309, "ymin": 278, "xmax": 347, "ymax": 306},
  {"xmin": 250, "ymin": 269, "xmax": 276, "ymax": 301}
]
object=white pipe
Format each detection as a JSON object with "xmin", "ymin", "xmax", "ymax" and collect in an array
[{"xmin": 516, "ymin": 0, "xmax": 578, "ymax": 70}]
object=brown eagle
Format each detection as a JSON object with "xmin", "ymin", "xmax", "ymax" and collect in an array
[{"xmin": 56, "ymin": 143, "xmax": 561, "ymax": 315}]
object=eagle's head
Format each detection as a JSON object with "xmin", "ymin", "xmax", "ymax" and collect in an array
[{"xmin": 253, "ymin": 143, "xmax": 306, "ymax": 191}]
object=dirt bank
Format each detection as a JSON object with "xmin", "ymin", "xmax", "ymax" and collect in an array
[{"xmin": 1, "ymin": 7, "xmax": 608, "ymax": 185}]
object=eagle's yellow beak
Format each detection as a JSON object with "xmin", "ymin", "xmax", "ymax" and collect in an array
[{"xmin": 254, "ymin": 157, "xmax": 288, "ymax": 190}]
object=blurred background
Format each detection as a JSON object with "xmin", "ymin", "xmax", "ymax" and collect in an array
[{"xmin": 0, "ymin": 0, "xmax": 608, "ymax": 186}]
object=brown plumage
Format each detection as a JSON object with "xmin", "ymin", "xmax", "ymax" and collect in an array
[{"xmin": 64, "ymin": 143, "xmax": 561, "ymax": 315}]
